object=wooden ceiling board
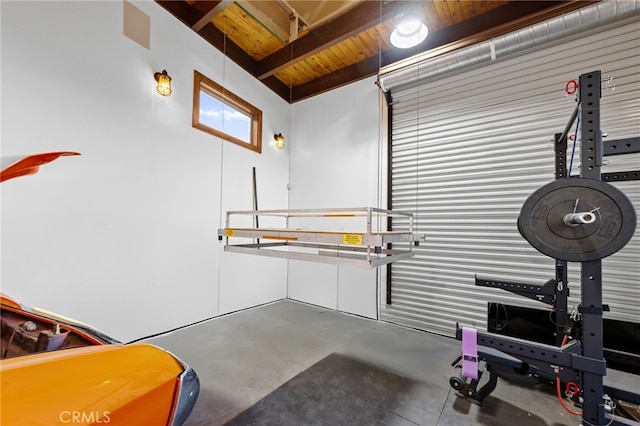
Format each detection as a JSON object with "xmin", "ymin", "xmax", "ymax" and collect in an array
[
  {"xmin": 275, "ymin": 63, "xmax": 302, "ymax": 89},
  {"xmin": 354, "ymin": 28, "xmax": 382, "ymax": 60},
  {"xmin": 339, "ymin": 35, "xmax": 369, "ymax": 63},
  {"xmin": 421, "ymin": 1, "xmax": 446, "ymax": 33},
  {"xmin": 431, "ymin": 1, "xmax": 452, "ymax": 28},
  {"xmin": 330, "ymin": 38, "xmax": 361, "ymax": 66},
  {"xmin": 357, "ymin": 27, "xmax": 380, "ymax": 57},
  {"xmin": 322, "ymin": 45, "xmax": 348, "ymax": 70},
  {"xmin": 212, "ymin": 2, "xmax": 284, "ymax": 60},
  {"xmin": 462, "ymin": 0, "xmax": 487, "ymax": 19},
  {"xmin": 419, "ymin": 0, "xmax": 511, "ymax": 34},
  {"xmin": 274, "ymin": 23, "xmax": 387, "ymax": 87},
  {"xmin": 275, "ymin": 20, "xmax": 390, "ymax": 86},
  {"xmin": 460, "ymin": 0, "xmax": 504, "ymax": 20},
  {"xmin": 236, "ymin": 0, "xmax": 292, "ymax": 42},
  {"xmin": 445, "ymin": 0, "xmax": 464, "ymax": 22},
  {"xmin": 288, "ymin": 57, "xmax": 320, "ymax": 86}
]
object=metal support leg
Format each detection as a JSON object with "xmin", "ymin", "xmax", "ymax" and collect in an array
[
  {"xmin": 578, "ymin": 70, "xmax": 606, "ymax": 426},
  {"xmin": 581, "ymin": 260, "xmax": 606, "ymax": 425}
]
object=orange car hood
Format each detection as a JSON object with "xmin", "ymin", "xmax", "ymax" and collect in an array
[
  {"xmin": 0, "ymin": 151, "xmax": 80, "ymax": 182},
  {"xmin": 1, "ymin": 344, "xmax": 183, "ymax": 425},
  {"xmin": 0, "ymin": 293, "xmax": 21, "ymax": 309}
]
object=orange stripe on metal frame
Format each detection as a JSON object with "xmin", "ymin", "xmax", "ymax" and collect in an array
[{"xmin": 262, "ymin": 235, "xmax": 299, "ymax": 241}]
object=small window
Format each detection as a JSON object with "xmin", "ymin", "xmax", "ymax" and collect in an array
[{"xmin": 192, "ymin": 70, "xmax": 262, "ymax": 153}]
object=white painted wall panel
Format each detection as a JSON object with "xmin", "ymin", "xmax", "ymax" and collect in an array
[
  {"xmin": 287, "ymin": 77, "xmax": 382, "ymax": 318},
  {"xmin": 337, "ymin": 267, "xmax": 378, "ymax": 319},
  {"xmin": 1, "ymin": 0, "xmax": 289, "ymax": 342},
  {"xmin": 288, "ymin": 261, "xmax": 338, "ymax": 310}
]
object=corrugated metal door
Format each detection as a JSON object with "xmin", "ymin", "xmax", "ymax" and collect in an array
[{"xmin": 382, "ymin": 18, "xmax": 640, "ymax": 337}]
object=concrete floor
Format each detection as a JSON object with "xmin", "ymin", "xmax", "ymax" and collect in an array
[{"xmin": 146, "ymin": 300, "xmax": 637, "ymax": 426}]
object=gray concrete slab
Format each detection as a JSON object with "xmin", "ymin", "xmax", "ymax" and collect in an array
[{"xmin": 145, "ymin": 300, "xmax": 635, "ymax": 425}]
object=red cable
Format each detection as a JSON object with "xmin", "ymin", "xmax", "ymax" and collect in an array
[
  {"xmin": 566, "ymin": 382, "xmax": 579, "ymax": 396},
  {"xmin": 556, "ymin": 377, "xmax": 582, "ymax": 416},
  {"xmin": 557, "ymin": 334, "xmax": 582, "ymax": 415}
]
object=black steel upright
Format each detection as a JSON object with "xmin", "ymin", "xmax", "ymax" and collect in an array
[
  {"xmin": 553, "ymin": 132, "xmax": 569, "ymax": 346},
  {"xmin": 578, "ymin": 70, "xmax": 605, "ymax": 426}
]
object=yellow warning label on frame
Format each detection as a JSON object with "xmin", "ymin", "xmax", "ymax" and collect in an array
[
  {"xmin": 225, "ymin": 229, "xmax": 235, "ymax": 237},
  {"xmin": 343, "ymin": 234, "xmax": 363, "ymax": 245}
]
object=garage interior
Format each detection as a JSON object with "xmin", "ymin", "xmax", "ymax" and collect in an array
[{"xmin": 1, "ymin": 1, "xmax": 639, "ymax": 426}]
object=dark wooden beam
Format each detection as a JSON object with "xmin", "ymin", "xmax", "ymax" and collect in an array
[
  {"xmin": 262, "ymin": 76, "xmax": 292, "ymax": 102},
  {"xmin": 198, "ymin": 23, "xmax": 258, "ymax": 75},
  {"xmin": 196, "ymin": 23, "xmax": 290, "ymax": 103},
  {"xmin": 255, "ymin": 0, "xmax": 417, "ymax": 80},
  {"xmin": 292, "ymin": 55, "xmax": 380, "ymax": 103},
  {"xmin": 156, "ymin": 1, "xmax": 221, "ymax": 27}
]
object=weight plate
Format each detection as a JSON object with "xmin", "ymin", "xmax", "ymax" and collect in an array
[{"xmin": 517, "ymin": 178, "xmax": 636, "ymax": 262}]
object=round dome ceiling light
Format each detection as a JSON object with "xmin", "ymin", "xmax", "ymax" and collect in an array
[{"xmin": 390, "ymin": 16, "xmax": 428, "ymax": 49}]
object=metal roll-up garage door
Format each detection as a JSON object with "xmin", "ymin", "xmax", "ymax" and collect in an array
[{"xmin": 379, "ymin": 2, "xmax": 640, "ymax": 337}]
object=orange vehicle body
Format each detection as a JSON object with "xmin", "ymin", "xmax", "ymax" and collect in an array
[
  {"xmin": 0, "ymin": 294, "xmax": 199, "ymax": 426},
  {"xmin": 1, "ymin": 345, "xmax": 182, "ymax": 425},
  {"xmin": 1, "ymin": 153, "xmax": 199, "ymax": 425}
]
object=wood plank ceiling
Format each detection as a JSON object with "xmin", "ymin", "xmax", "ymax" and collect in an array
[{"xmin": 156, "ymin": 0, "xmax": 593, "ymax": 103}]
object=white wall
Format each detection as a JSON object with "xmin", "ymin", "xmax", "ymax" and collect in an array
[
  {"xmin": 287, "ymin": 77, "xmax": 384, "ymax": 319},
  {"xmin": 1, "ymin": 0, "xmax": 290, "ymax": 342}
]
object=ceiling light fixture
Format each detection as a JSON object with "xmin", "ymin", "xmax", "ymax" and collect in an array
[
  {"xmin": 390, "ymin": 16, "xmax": 428, "ymax": 49},
  {"xmin": 154, "ymin": 70, "xmax": 172, "ymax": 96}
]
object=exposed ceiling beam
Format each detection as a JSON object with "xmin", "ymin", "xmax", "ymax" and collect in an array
[
  {"xmin": 192, "ymin": 0, "xmax": 229, "ymax": 31},
  {"xmin": 156, "ymin": 1, "xmax": 221, "ymax": 27},
  {"xmin": 261, "ymin": 75, "xmax": 293, "ymax": 101},
  {"xmin": 255, "ymin": 0, "xmax": 415, "ymax": 80},
  {"xmin": 198, "ymin": 22, "xmax": 258, "ymax": 74},
  {"xmin": 293, "ymin": 55, "xmax": 380, "ymax": 103}
]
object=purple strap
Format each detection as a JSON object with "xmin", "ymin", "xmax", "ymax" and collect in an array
[{"xmin": 461, "ymin": 327, "xmax": 478, "ymax": 380}]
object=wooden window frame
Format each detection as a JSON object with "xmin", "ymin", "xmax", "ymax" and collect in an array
[{"xmin": 192, "ymin": 70, "xmax": 262, "ymax": 153}]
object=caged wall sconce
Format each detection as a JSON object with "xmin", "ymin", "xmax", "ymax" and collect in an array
[
  {"xmin": 154, "ymin": 70, "xmax": 172, "ymax": 96},
  {"xmin": 274, "ymin": 133, "xmax": 285, "ymax": 149}
]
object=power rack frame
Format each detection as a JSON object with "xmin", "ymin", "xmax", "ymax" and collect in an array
[{"xmin": 452, "ymin": 70, "xmax": 640, "ymax": 426}]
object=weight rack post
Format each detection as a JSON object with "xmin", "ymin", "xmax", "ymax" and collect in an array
[
  {"xmin": 578, "ymin": 70, "xmax": 606, "ymax": 426},
  {"xmin": 554, "ymin": 132, "xmax": 569, "ymax": 346}
]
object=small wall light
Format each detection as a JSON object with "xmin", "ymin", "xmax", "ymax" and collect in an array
[
  {"xmin": 154, "ymin": 70, "xmax": 172, "ymax": 96},
  {"xmin": 274, "ymin": 133, "xmax": 285, "ymax": 149},
  {"xmin": 390, "ymin": 15, "xmax": 428, "ymax": 49}
]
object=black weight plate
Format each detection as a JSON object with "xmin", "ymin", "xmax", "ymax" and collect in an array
[{"xmin": 517, "ymin": 178, "xmax": 636, "ymax": 262}]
